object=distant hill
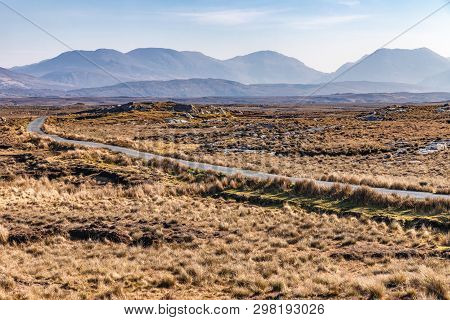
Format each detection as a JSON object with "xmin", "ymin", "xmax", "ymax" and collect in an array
[
  {"xmin": 223, "ymin": 51, "xmax": 323, "ymax": 84},
  {"xmin": 11, "ymin": 49, "xmax": 147, "ymax": 88},
  {"xmin": 4, "ymin": 47, "xmax": 450, "ymax": 97},
  {"xmin": 0, "ymin": 67, "xmax": 61, "ymax": 89},
  {"xmin": 2, "ymin": 92, "xmax": 450, "ymax": 105},
  {"xmin": 174, "ymin": 92, "xmax": 450, "ymax": 105},
  {"xmin": 67, "ymin": 78, "xmax": 427, "ymax": 98},
  {"xmin": 321, "ymin": 48, "xmax": 450, "ymax": 84},
  {"xmin": 0, "ymin": 67, "xmax": 70, "ymax": 97},
  {"xmin": 420, "ymin": 70, "xmax": 450, "ymax": 92},
  {"xmin": 127, "ymin": 48, "xmax": 234, "ymax": 80},
  {"xmin": 11, "ymin": 48, "xmax": 325, "ymax": 88}
]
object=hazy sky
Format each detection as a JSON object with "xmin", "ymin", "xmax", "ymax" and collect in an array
[{"xmin": 1, "ymin": 0, "xmax": 449, "ymax": 72}]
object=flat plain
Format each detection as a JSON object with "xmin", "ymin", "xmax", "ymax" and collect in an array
[
  {"xmin": 45, "ymin": 102, "xmax": 450, "ymax": 194},
  {"xmin": 0, "ymin": 102, "xmax": 448, "ymax": 299}
]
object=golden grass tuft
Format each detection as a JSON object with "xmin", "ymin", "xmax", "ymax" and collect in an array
[
  {"xmin": 231, "ymin": 287, "xmax": 253, "ymax": 299},
  {"xmin": 0, "ymin": 225, "xmax": 9, "ymax": 245},
  {"xmin": 357, "ymin": 280, "xmax": 386, "ymax": 300},
  {"xmin": 421, "ymin": 274, "xmax": 449, "ymax": 300},
  {"xmin": 270, "ymin": 278, "xmax": 286, "ymax": 293},
  {"xmin": 157, "ymin": 274, "xmax": 176, "ymax": 289}
]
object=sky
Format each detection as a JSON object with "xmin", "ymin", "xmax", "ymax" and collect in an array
[{"xmin": 1, "ymin": 0, "xmax": 449, "ymax": 72}]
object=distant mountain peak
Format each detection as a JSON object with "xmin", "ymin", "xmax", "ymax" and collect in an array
[
  {"xmin": 323, "ymin": 47, "xmax": 450, "ymax": 84},
  {"xmin": 228, "ymin": 50, "xmax": 295, "ymax": 60},
  {"xmin": 10, "ymin": 47, "xmax": 325, "ymax": 87},
  {"xmin": 127, "ymin": 47, "xmax": 179, "ymax": 54},
  {"xmin": 6, "ymin": 47, "xmax": 450, "ymax": 91},
  {"xmin": 245, "ymin": 50, "xmax": 284, "ymax": 56},
  {"xmin": 94, "ymin": 48, "xmax": 122, "ymax": 54}
]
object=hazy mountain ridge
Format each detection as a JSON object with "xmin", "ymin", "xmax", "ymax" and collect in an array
[
  {"xmin": 67, "ymin": 78, "xmax": 428, "ymax": 98},
  {"xmin": 11, "ymin": 48, "xmax": 326, "ymax": 88},
  {"xmin": 321, "ymin": 48, "xmax": 450, "ymax": 84},
  {"xmin": 9, "ymin": 47, "xmax": 450, "ymax": 90},
  {"xmin": 420, "ymin": 70, "xmax": 450, "ymax": 91},
  {"xmin": 223, "ymin": 51, "xmax": 323, "ymax": 84},
  {"xmin": 2, "ymin": 47, "xmax": 450, "ymax": 98},
  {"xmin": 0, "ymin": 67, "xmax": 70, "ymax": 91},
  {"xmin": 11, "ymin": 49, "xmax": 152, "ymax": 88}
]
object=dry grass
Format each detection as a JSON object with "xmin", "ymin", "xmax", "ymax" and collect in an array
[
  {"xmin": 217, "ymin": 175, "xmax": 450, "ymax": 216},
  {"xmin": 320, "ymin": 173, "xmax": 449, "ymax": 195},
  {"xmin": 0, "ymin": 173, "xmax": 448, "ymax": 299},
  {"xmin": 45, "ymin": 104, "xmax": 450, "ymax": 194},
  {"xmin": 0, "ymin": 106, "xmax": 448, "ymax": 300},
  {"xmin": 0, "ymin": 155, "xmax": 448, "ymax": 299},
  {"xmin": 0, "ymin": 224, "xmax": 9, "ymax": 245}
]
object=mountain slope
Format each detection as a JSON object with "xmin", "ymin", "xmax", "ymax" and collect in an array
[
  {"xmin": 323, "ymin": 48, "xmax": 450, "ymax": 84},
  {"xmin": 420, "ymin": 70, "xmax": 450, "ymax": 91},
  {"xmin": 0, "ymin": 67, "xmax": 69, "ymax": 97},
  {"xmin": 0, "ymin": 67, "xmax": 68, "ymax": 90},
  {"xmin": 126, "ymin": 48, "xmax": 233, "ymax": 80},
  {"xmin": 11, "ymin": 48, "xmax": 325, "ymax": 88},
  {"xmin": 11, "ymin": 49, "xmax": 149, "ymax": 88},
  {"xmin": 224, "ymin": 51, "xmax": 324, "ymax": 84}
]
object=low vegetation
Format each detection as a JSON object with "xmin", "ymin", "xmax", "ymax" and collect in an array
[
  {"xmin": 0, "ymin": 104, "xmax": 448, "ymax": 300},
  {"xmin": 44, "ymin": 103, "xmax": 450, "ymax": 194}
]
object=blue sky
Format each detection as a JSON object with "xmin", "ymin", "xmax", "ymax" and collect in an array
[{"xmin": 1, "ymin": 0, "xmax": 449, "ymax": 71}]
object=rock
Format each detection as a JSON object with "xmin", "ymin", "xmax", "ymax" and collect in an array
[
  {"xmin": 172, "ymin": 104, "xmax": 196, "ymax": 113},
  {"xmin": 418, "ymin": 140, "xmax": 449, "ymax": 155},
  {"xmin": 0, "ymin": 117, "xmax": 6, "ymax": 123},
  {"xmin": 359, "ymin": 114, "xmax": 384, "ymax": 121},
  {"xmin": 167, "ymin": 118, "xmax": 188, "ymax": 124},
  {"xmin": 436, "ymin": 105, "xmax": 450, "ymax": 113}
]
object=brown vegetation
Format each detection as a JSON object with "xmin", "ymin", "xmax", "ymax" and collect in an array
[
  {"xmin": 44, "ymin": 103, "xmax": 450, "ymax": 194},
  {"xmin": 1, "ymin": 171, "xmax": 449, "ymax": 299},
  {"xmin": 0, "ymin": 104, "xmax": 448, "ymax": 300}
]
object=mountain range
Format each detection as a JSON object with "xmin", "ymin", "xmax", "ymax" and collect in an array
[
  {"xmin": 321, "ymin": 48, "xmax": 450, "ymax": 84},
  {"xmin": 10, "ymin": 49, "xmax": 324, "ymax": 88},
  {"xmin": 68, "ymin": 79, "xmax": 426, "ymax": 98},
  {"xmin": 2, "ymin": 47, "xmax": 450, "ymax": 98}
]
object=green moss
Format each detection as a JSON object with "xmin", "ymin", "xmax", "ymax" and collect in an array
[{"xmin": 222, "ymin": 189, "xmax": 449, "ymax": 231}]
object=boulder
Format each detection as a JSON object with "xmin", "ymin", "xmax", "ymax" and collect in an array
[
  {"xmin": 172, "ymin": 104, "xmax": 197, "ymax": 113},
  {"xmin": 359, "ymin": 114, "xmax": 384, "ymax": 121}
]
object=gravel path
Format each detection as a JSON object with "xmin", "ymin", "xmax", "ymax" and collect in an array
[{"xmin": 28, "ymin": 116, "xmax": 450, "ymax": 200}]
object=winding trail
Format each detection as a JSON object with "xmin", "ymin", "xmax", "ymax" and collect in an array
[{"xmin": 28, "ymin": 116, "xmax": 449, "ymax": 200}]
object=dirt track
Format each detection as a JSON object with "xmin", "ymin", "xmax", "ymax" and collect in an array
[{"xmin": 28, "ymin": 116, "xmax": 450, "ymax": 200}]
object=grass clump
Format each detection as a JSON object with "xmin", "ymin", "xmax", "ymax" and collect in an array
[
  {"xmin": 0, "ymin": 225, "xmax": 9, "ymax": 245},
  {"xmin": 422, "ymin": 274, "xmax": 448, "ymax": 300},
  {"xmin": 157, "ymin": 275, "xmax": 176, "ymax": 289},
  {"xmin": 270, "ymin": 278, "xmax": 286, "ymax": 293}
]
